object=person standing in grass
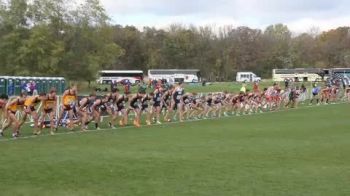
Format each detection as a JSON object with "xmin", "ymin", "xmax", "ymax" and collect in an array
[
  {"xmin": 57, "ymin": 85, "xmax": 78, "ymax": 130},
  {"xmin": 91, "ymin": 96, "xmax": 109, "ymax": 130},
  {"xmin": 0, "ymin": 94, "xmax": 9, "ymax": 136},
  {"xmin": 151, "ymin": 87, "xmax": 163, "ymax": 124},
  {"xmin": 240, "ymin": 82, "xmax": 247, "ymax": 93},
  {"xmin": 171, "ymin": 82, "xmax": 185, "ymax": 122},
  {"xmin": 253, "ymin": 82, "xmax": 260, "ymax": 94},
  {"xmin": 162, "ymin": 87, "xmax": 173, "ymax": 122},
  {"xmin": 298, "ymin": 84, "xmax": 307, "ymax": 103},
  {"xmin": 115, "ymin": 93, "xmax": 128, "ymax": 127},
  {"xmin": 39, "ymin": 89, "xmax": 58, "ymax": 135},
  {"xmin": 22, "ymin": 93, "xmax": 46, "ymax": 135},
  {"xmin": 345, "ymin": 87, "xmax": 350, "ymax": 102},
  {"xmin": 3, "ymin": 93, "xmax": 26, "ymax": 138},
  {"xmin": 77, "ymin": 92, "xmax": 96, "ymax": 131},
  {"xmin": 128, "ymin": 93, "xmax": 143, "ymax": 127},
  {"xmin": 320, "ymin": 86, "xmax": 331, "ymax": 104},
  {"xmin": 285, "ymin": 87, "xmax": 299, "ymax": 108},
  {"xmin": 138, "ymin": 81, "xmax": 147, "ymax": 94},
  {"xmin": 204, "ymin": 93, "xmax": 214, "ymax": 118},
  {"xmin": 141, "ymin": 93, "xmax": 152, "ymax": 126},
  {"xmin": 309, "ymin": 84, "xmax": 321, "ymax": 105},
  {"xmin": 105, "ymin": 89, "xmax": 120, "ymax": 129}
]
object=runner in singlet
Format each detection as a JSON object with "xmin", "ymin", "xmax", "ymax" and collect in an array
[
  {"xmin": 4, "ymin": 93, "xmax": 26, "ymax": 138},
  {"xmin": 57, "ymin": 85, "xmax": 78, "ymax": 130},
  {"xmin": 116, "ymin": 94, "xmax": 128, "ymax": 126},
  {"xmin": 151, "ymin": 88, "xmax": 163, "ymax": 124},
  {"xmin": 104, "ymin": 89, "xmax": 119, "ymax": 128},
  {"xmin": 141, "ymin": 93, "xmax": 152, "ymax": 125},
  {"xmin": 181, "ymin": 93, "xmax": 192, "ymax": 120},
  {"xmin": 91, "ymin": 96, "xmax": 109, "ymax": 130},
  {"xmin": 77, "ymin": 93, "xmax": 96, "ymax": 131},
  {"xmin": 23, "ymin": 94, "xmax": 44, "ymax": 135},
  {"xmin": 171, "ymin": 82, "xmax": 185, "ymax": 122},
  {"xmin": 163, "ymin": 87, "xmax": 173, "ymax": 122},
  {"xmin": 309, "ymin": 84, "xmax": 321, "ymax": 105},
  {"xmin": 128, "ymin": 93, "xmax": 143, "ymax": 127},
  {"xmin": 39, "ymin": 89, "xmax": 58, "ymax": 135},
  {"xmin": 0, "ymin": 94, "xmax": 9, "ymax": 136},
  {"xmin": 204, "ymin": 93, "xmax": 213, "ymax": 118}
]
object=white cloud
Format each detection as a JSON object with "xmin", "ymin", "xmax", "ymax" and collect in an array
[{"xmin": 100, "ymin": 0, "xmax": 350, "ymax": 33}]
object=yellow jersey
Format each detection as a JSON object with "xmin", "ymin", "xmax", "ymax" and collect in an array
[
  {"xmin": 43, "ymin": 95, "xmax": 56, "ymax": 110},
  {"xmin": 8, "ymin": 98, "xmax": 25, "ymax": 112},
  {"xmin": 24, "ymin": 96, "xmax": 40, "ymax": 107},
  {"xmin": 63, "ymin": 90, "xmax": 77, "ymax": 106}
]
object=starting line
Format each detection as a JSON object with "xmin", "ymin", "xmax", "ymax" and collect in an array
[{"xmin": 0, "ymin": 102, "xmax": 347, "ymax": 143}]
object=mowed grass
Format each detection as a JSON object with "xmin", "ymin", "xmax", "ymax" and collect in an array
[{"xmin": 0, "ymin": 104, "xmax": 349, "ymax": 196}]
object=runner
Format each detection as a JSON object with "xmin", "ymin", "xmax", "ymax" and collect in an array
[
  {"xmin": 77, "ymin": 93, "xmax": 96, "ymax": 131},
  {"xmin": 91, "ymin": 96, "xmax": 109, "ymax": 130},
  {"xmin": 172, "ymin": 82, "xmax": 185, "ymax": 122},
  {"xmin": 105, "ymin": 89, "xmax": 120, "ymax": 128},
  {"xmin": 39, "ymin": 89, "xmax": 58, "ymax": 135},
  {"xmin": 162, "ymin": 87, "xmax": 173, "ymax": 122},
  {"xmin": 23, "ymin": 93, "xmax": 45, "ymax": 135},
  {"xmin": 0, "ymin": 94, "xmax": 9, "ymax": 135},
  {"xmin": 116, "ymin": 93, "xmax": 128, "ymax": 127},
  {"xmin": 151, "ymin": 88, "xmax": 163, "ymax": 124},
  {"xmin": 57, "ymin": 85, "xmax": 78, "ymax": 130},
  {"xmin": 128, "ymin": 93, "xmax": 143, "ymax": 127},
  {"xmin": 3, "ymin": 93, "xmax": 26, "ymax": 138},
  {"xmin": 141, "ymin": 93, "xmax": 152, "ymax": 126},
  {"xmin": 309, "ymin": 84, "xmax": 321, "ymax": 105}
]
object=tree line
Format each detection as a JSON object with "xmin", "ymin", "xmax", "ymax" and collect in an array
[{"xmin": 1, "ymin": 0, "xmax": 350, "ymax": 82}]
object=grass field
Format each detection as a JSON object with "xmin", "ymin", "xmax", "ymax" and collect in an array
[{"xmin": 0, "ymin": 103, "xmax": 349, "ymax": 196}]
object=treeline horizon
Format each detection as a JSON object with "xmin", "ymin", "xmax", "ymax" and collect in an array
[{"xmin": 1, "ymin": 0, "xmax": 350, "ymax": 81}]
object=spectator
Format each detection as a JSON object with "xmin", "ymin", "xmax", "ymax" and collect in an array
[
  {"xmin": 152, "ymin": 79, "xmax": 157, "ymax": 89},
  {"xmin": 202, "ymin": 79, "xmax": 207, "ymax": 86},
  {"xmin": 240, "ymin": 82, "xmax": 247, "ymax": 93},
  {"xmin": 138, "ymin": 81, "xmax": 147, "ymax": 94},
  {"xmin": 123, "ymin": 80, "xmax": 131, "ymax": 94},
  {"xmin": 21, "ymin": 81, "xmax": 28, "ymax": 93},
  {"xmin": 27, "ymin": 81, "xmax": 36, "ymax": 96},
  {"xmin": 253, "ymin": 81, "xmax": 260, "ymax": 94},
  {"xmin": 284, "ymin": 79, "xmax": 290, "ymax": 89},
  {"xmin": 110, "ymin": 80, "xmax": 118, "ymax": 91}
]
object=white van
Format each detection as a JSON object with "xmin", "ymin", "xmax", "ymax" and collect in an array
[{"xmin": 236, "ymin": 72, "xmax": 261, "ymax": 82}]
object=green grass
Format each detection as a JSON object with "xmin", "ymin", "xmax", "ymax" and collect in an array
[{"xmin": 0, "ymin": 104, "xmax": 349, "ymax": 196}]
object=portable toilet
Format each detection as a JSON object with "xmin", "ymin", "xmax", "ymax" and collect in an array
[
  {"xmin": 59, "ymin": 78, "xmax": 66, "ymax": 94},
  {"xmin": 52, "ymin": 78, "xmax": 60, "ymax": 92},
  {"xmin": 47, "ymin": 78, "xmax": 54, "ymax": 92},
  {"xmin": 0, "ymin": 76, "xmax": 7, "ymax": 95},
  {"xmin": 7, "ymin": 77, "xmax": 15, "ymax": 96},
  {"xmin": 42, "ymin": 77, "xmax": 47, "ymax": 92},
  {"xmin": 30, "ymin": 77, "xmax": 43, "ymax": 94},
  {"xmin": 14, "ymin": 77, "xmax": 22, "ymax": 95},
  {"xmin": 20, "ymin": 77, "xmax": 29, "ymax": 94}
]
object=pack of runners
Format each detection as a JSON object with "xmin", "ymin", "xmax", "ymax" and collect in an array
[{"xmin": 0, "ymin": 81, "xmax": 349, "ymax": 138}]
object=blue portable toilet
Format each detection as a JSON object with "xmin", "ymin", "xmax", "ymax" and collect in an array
[{"xmin": 7, "ymin": 77, "xmax": 15, "ymax": 96}]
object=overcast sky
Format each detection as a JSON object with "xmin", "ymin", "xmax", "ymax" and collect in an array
[{"xmin": 100, "ymin": 0, "xmax": 350, "ymax": 33}]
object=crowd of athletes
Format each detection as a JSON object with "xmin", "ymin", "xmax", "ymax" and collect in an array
[{"xmin": 0, "ymin": 79, "xmax": 349, "ymax": 138}]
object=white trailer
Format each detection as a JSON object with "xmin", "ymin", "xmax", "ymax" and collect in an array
[
  {"xmin": 148, "ymin": 69, "xmax": 200, "ymax": 83},
  {"xmin": 236, "ymin": 72, "xmax": 261, "ymax": 82}
]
